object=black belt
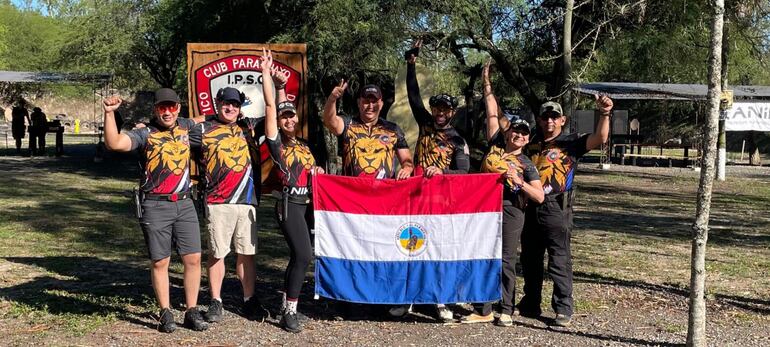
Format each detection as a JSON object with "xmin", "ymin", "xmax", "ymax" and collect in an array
[{"xmin": 144, "ymin": 191, "xmax": 190, "ymax": 202}]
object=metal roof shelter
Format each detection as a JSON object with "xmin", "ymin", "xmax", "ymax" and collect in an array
[
  {"xmin": 574, "ymin": 82, "xmax": 770, "ymax": 100},
  {"xmin": 0, "ymin": 71, "xmax": 111, "ymax": 85}
]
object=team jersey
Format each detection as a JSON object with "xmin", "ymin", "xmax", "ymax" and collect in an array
[
  {"xmin": 338, "ymin": 116, "xmax": 409, "ymax": 178},
  {"xmin": 125, "ymin": 117, "xmax": 195, "ymax": 195},
  {"xmin": 189, "ymin": 116, "xmax": 264, "ymax": 205},
  {"xmin": 482, "ymin": 130, "xmax": 540, "ymax": 207},
  {"xmin": 526, "ymin": 132, "xmax": 589, "ymax": 195},
  {"xmin": 266, "ymin": 132, "xmax": 316, "ymax": 197},
  {"xmin": 406, "ymin": 63, "xmax": 470, "ymax": 174}
]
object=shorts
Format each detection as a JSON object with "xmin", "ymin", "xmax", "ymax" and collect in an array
[
  {"xmin": 139, "ymin": 198, "xmax": 202, "ymax": 261},
  {"xmin": 206, "ymin": 204, "xmax": 258, "ymax": 258}
]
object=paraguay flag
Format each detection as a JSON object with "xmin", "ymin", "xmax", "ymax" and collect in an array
[{"xmin": 313, "ymin": 174, "xmax": 503, "ymax": 304}]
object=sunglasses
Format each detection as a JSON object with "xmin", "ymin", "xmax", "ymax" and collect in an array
[
  {"xmin": 155, "ymin": 103, "xmax": 178, "ymax": 113},
  {"xmin": 538, "ymin": 112, "xmax": 562, "ymax": 120}
]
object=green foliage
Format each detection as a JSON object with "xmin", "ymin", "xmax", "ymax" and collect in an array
[{"xmin": 0, "ymin": 3, "xmax": 66, "ymax": 71}]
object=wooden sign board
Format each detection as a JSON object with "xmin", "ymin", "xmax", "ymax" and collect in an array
[{"xmin": 187, "ymin": 43, "xmax": 308, "ymax": 185}]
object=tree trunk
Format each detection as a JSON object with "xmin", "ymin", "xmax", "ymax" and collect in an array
[
  {"xmin": 687, "ymin": 0, "xmax": 724, "ymax": 346},
  {"xmin": 562, "ymin": 0, "xmax": 574, "ymax": 133},
  {"xmin": 716, "ymin": 17, "xmax": 729, "ymax": 181}
]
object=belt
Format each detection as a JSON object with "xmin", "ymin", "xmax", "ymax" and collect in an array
[{"xmin": 144, "ymin": 191, "xmax": 190, "ymax": 202}]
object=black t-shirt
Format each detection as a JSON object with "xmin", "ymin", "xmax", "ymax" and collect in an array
[
  {"xmin": 525, "ymin": 132, "xmax": 589, "ymax": 196},
  {"xmin": 338, "ymin": 116, "xmax": 409, "ymax": 178},
  {"xmin": 125, "ymin": 117, "xmax": 195, "ymax": 194},
  {"xmin": 266, "ymin": 132, "xmax": 316, "ymax": 197},
  {"xmin": 482, "ymin": 130, "xmax": 540, "ymax": 206},
  {"xmin": 189, "ymin": 116, "xmax": 264, "ymax": 205},
  {"xmin": 406, "ymin": 63, "xmax": 470, "ymax": 174}
]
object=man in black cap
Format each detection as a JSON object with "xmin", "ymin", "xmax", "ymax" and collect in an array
[
  {"xmin": 323, "ymin": 81, "xmax": 413, "ymax": 179},
  {"xmin": 189, "ymin": 86, "xmax": 266, "ymax": 323},
  {"xmin": 101, "ymin": 88, "xmax": 208, "ymax": 333},
  {"xmin": 517, "ymin": 94, "xmax": 613, "ymax": 327}
]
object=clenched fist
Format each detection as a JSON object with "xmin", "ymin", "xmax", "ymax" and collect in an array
[
  {"xmin": 595, "ymin": 94, "xmax": 613, "ymax": 115},
  {"xmin": 103, "ymin": 96, "xmax": 122, "ymax": 113}
]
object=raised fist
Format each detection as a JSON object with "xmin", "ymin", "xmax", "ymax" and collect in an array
[
  {"xmin": 405, "ymin": 39, "xmax": 422, "ymax": 64},
  {"xmin": 103, "ymin": 96, "xmax": 122, "ymax": 113},
  {"xmin": 595, "ymin": 94, "xmax": 614, "ymax": 115}
]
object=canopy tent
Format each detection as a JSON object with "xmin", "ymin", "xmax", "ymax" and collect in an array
[{"xmin": 574, "ymin": 82, "xmax": 770, "ymax": 101}]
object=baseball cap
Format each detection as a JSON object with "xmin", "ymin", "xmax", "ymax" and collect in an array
[
  {"xmin": 539, "ymin": 101, "xmax": 563, "ymax": 116},
  {"xmin": 429, "ymin": 94, "xmax": 457, "ymax": 109},
  {"xmin": 359, "ymin": 84, "xmax": 382, "ymax": 99},
  {"xmin": 507, "ymin": 115, "xmax": 531, "ymax": 134},
  {"xmin": 216, "ymin": 87, "xmax": 245, "ymax": 104},
  {"xmin": 154, "ymin": 88, "xmax": 180, "ymax": 105},
  {"xmin": 277, "ymin": 101, "xmax": 297, "ymax": 117}
]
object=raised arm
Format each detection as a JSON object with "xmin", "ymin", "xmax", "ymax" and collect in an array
[
  {"xmin": 261, "ymin": 49, "xmax": 278, "ymax": 140},
  {"xmin": 405, "ymin": 40, "xmax": 432, "ymax": 126},
  {"xmin": 323, "ymin": 79, "xmax": 348, "ymax": 136},
  {"xmin": 102, "ymin": 97, "xmax": 133, "ymax": 152},
  {"xmin": 483, "ymin": 61, "xmax": 500, "ymax": 142},
  {"xmin": 585, "ymin": 94, "xmax": 614, "ymax": 151},
  {"xmin": 271, "ymin": 64, "xmax": 289, "ymax": 104}
]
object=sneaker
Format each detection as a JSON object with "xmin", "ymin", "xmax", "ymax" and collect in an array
[
  {"xmin": 157, "ymin": 308, "xmax": 177, "ymax": 333},
  {"xmin": 496, "ymin": 313, "xmax": 513, "ymax": 327},
  {"xmin": 204, "ymin": 299, "xmax": 223, "ymax": 323},
  {"xmin": 184, "ymin": 307, "xmax": 209, "ymax": 331},
  {"xmin": 459, "ymin": 312, "xmax": 494, "ymax": 324},
  {"xmin": 388, "ymin": 304, "xmax": 412, "ymax": 318},
  {"xmin": 436, "ymin": 305, "xmax": 454, "ymax": 322},
  {"xmin": 516, "ymin": 305, "xmax": 542, "ymax": 319},
  {"xmin": 280, "ymin": 311, "xmax": 302, "ymax": 333},
  {"xmin": 277, "ymin": 310, "xmax": 310, "ymax": 323},
  {"xmin": 552, "ymin": 314, "xmax": 572, "ymax": 327},
  {"xmin": 242, "ymin": 297, "xmax": 269, "ymax": 319}
]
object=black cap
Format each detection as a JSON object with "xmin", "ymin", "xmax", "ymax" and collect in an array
[
  {"xmin": 154, "ymin": 88, "xmax": 180, "ymax": 105},
  {"xmin": 277, "ymin": 101, "xmax": 297, "ymax": 116},
  {"xmin": 429, "ymin": 94, "xmax": 457, "ymax": 109},
  {"xmin": 359, "ymin": 84, "xmax": 382, "ymax": 99},
  {"xmin": 507, "ymin": 116, "xmax": 531, "ymax": 134},
  {"xmin": 216, "ymin": 87, "xmax": 245, "ymax": 104}
]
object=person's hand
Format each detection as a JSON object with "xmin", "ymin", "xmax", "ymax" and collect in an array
[
  {"xmin": 260, "ymin": 48, "xmax": 273, "ymax": 73},
  {"xmin": 406, "ymin": 39, "xmax": 422, "ymax": 64},
  {"xmin": 312, "ymin": 166, "xmax": 325, "ymax": 175},
  {"xmin": 103, "ymin": 96, "xmax": 122, "ymax": 113},
  {"xmin": 482, "ymin": 59, "xmax": 492, "ymax": 84},
  {"xmin": 595, "ymin": 94, "xmax": 613, "ymax": 115},
  {"xmin": 133, "ymin": 123, "xmax": 146, "ymax": 129},
  {"xmin": 396, "ymin": 165, "xmax": 413, "ymax": 180},
  {"xmin": 329, "ymin": 79, "xmax": 348, "ymax": 100},
  {"xmin": 423, "ymin": 166, "xmax": 442, "ymax": 178},
  {"xmin": 271, "ymin": 66, "xmax": 288, "ymax": 88}
]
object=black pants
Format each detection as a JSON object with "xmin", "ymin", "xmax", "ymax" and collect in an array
[
  {"xmin": 276, "ymin": 200, "xmax": 314, "ymax": 299},
  {"xmin": 519, "ymin": 196, "xmax": 574, "ymax": 316},
  {"xmin": 475, "ymin": 204, "xmax": 525, "ymax": 316},
  {"xmin": 29, "ymin": 130, "xmax": 45, "ymax": 154}
]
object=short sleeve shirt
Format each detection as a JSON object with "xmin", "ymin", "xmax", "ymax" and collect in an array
[
  {"xmin": 339, "ymin": 116, "xmax": 409, "ymax": 178},
  {"xmin": 266, "ymin": 133, "xmax": 316, "ymax": 196},
  {"xmin": 189, "ymin": 116, "xmax": 264, "ymax": 205},
  {"xmin": 125, "ymin": 117, "xmax": 195, "ymax": 194},
  {"xmin": 415, "ymin": 124, "xmax": 469, "ymax": 172},
  {"xmin": 525, "ymin": 132, "xmax": 589, "ymax": 195},
  {"xmin": 482, "ymin": 130, "xmax": 540, "ymax": 206}
]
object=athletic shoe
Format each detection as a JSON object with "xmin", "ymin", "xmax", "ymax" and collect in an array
[
  {"xmin": 496, "ymin": 313, "xmax": 513, "ymax": 327},
  {"xmin": 552, "ymin": 314, "xmax": 572, "ymax": 327},
  {"xmin": 436, "ymin": 305, "xmax": 454, "ymax": 322},
  {"xmin": 157, "ymin": 308, "xmax": 177, "ymax": 333},
  {"xmin": 242, "ymin": 297, "xmax": 269, "ymax": 319},
  {"xmin": 204, "ymin": 299, "xmax": 223, "ymax": 323},
  {"xmin": 280, "ymin": 311, "xmax": 302, "ymax": 333},
  {"xmin": 459, "ymin": 312, "xmax": 494, "ymax": 324},
  {"xmin": 184, "ymin": 307, "xmax": 209, "ymax": 331},
  {"xmin": 388, "ymin": 304, "xmax": 412, "ymax": 318},
  {"xmin": 516, "ymin": 305, "xmax": 542, "ymax": 319},
  {"xmin": 277, "ymin": 310, "xmax": 310, "ymax": 323}
]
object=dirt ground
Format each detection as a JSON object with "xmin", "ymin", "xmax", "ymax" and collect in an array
[{"xmin": 1, "ymin": 148, "xmax": 769, "ymax": 346}]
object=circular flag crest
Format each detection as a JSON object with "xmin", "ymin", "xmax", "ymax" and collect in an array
[{"xmin": 395, "ymin": 223, "xmax": 428, "ymax": 257}]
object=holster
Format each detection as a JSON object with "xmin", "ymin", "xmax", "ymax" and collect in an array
[
  {"xmin": 133, "ymin": 187, "xmax": 144, "ymax": 219},
  {"xmin": 272, "ymin": 190, "xmax": 289, "ymax": 224},
  {"xmin": 556, "ymin": 189, "xmax": 576, "ymax": 211}
]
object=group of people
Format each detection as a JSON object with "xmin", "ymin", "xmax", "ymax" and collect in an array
[
  {"xmin": 102, "ymin": 46, "xmax": 613, "ymax": 334},
  {"xmin": 11, "ymin": 103, "xmax": 48, "ymax": 155}
]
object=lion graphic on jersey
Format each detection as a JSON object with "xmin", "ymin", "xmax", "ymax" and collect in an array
[
  {"xmin": 204, "ymin": 125, "xmax": 249, "ymax": 174},
  {"xmin": 416, "ymin": 134, "xmax": 451, "ymax": 169},
  {"xmin": 147, "ymin": 132, "xmax": 189, "ymax": 176},
  {"xmin": 346, "ymin": 126, "xmax": 394, "ymax": 175},
  {"xmin": 531, "ymin": 145, "xmax": 571, "ymax": 191},
  {"xmin": 482, "ymin": 146, "xmax": 523, "ymax": 188},
  {"xmin": 285, "ymin": 142, "xmax": 315, "ymax": 171}
]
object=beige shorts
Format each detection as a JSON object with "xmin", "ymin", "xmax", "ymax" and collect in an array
[{"xmin": 206, "ymin": 204, "xmax": 258, "ymax": 258}]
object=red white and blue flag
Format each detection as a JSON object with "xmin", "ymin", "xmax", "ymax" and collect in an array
[{"xmin": 313, "ymin": 174, "xmax": 503, "ymax": 304}]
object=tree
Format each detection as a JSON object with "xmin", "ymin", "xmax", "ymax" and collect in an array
[{"xmin": 687, "ymin": 0, "xmax": 724, "ymax": 345}]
